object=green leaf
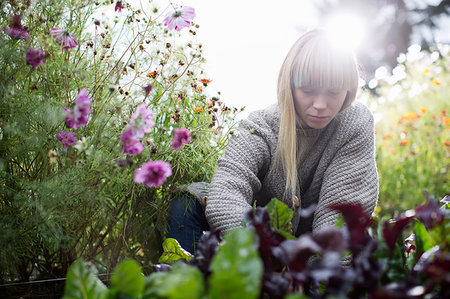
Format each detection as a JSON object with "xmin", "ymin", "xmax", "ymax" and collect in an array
[
  {"xmin": 109, "ymin": 260, "xmax": 144, "ymax": 298},
  {"xmin": 277, "ymin": 230, "xmax": 297, "ymax": 240},
  {"xmin": 266, "ymin": 198, "xmax": 293, "ymax": 235},
  {"xmin": 158, "ymin": 238, "xmax": 193, "ymax": 263},
  {"xmin": 385, "ymin": 241, "xmax": 408, "ymax": 282},
  {"xmin": 63, "ymin": 259, "xmax": 108, "ymax": 299},
  {"xmin": 414, "ymin": 221, "xmax": 433, "ymax": 254},
  {"xmin": 334, "ymin": 214, "xmax": 345, "ymax": 228},
  {"xmin": 143, "ymin": 262, "xmax": 205, "ymax": 299},
  {"xmin": 209, "ymin": 228, "xmax": 263, "ymax": 299}
]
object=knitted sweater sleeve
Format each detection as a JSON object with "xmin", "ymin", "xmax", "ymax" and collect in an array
[
  {"xmin": 205, "ymin": 113, "xmax": 271, "ymax": 233},
  {"xmin": 312, "ymin": 104, "xmax": 379, "ymax": 233}
]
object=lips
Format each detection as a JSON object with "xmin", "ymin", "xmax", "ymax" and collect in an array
[{"xmin": 309, "ymin": 115, "xmax": 328, "ymax": 121}]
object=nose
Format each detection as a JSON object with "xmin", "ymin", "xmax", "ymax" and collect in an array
[{"xmin": 312, "ymin": 94, "xmax": 327, "ymax": 110}]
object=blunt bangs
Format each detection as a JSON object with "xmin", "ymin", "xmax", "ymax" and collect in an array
[{"xmin": 291, "ymin": 36, "xmax": 358, "ymax": 92}]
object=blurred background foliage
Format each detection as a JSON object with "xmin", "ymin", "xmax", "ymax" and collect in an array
[{"xmin": 363, "ymin": 44, "xmax": 449, "ymax": 215}]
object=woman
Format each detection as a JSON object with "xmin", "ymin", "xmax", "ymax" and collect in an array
[{"xmin": 167, "ymin": 29, "xmax": 379, "ymax": 254}]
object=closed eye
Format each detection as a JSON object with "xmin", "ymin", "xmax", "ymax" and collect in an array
[
  {"xmin": 328, "ymin": 89, "xmax": 342, "ymax": 96},
  {"xmin": 301, "ymin": 87, "xmax": 316, "ymax": 94}
]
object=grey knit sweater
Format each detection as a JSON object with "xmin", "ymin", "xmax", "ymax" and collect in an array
[{"xmin": 188, "ymin": 102, "xmax": 379, "ymax": 235}]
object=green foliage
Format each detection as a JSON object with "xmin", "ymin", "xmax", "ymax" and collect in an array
[
  {"xmin": 144, "ymin": 262, "xmax": 205, "ymax": 299},
  {"xmin": 363, "ymin": 45, "xmax": 449, "ymax": 214},
  {"xmin": 209, "ymin": 229, "xmax": 263, "ymax": 299},
  {"xmin": 63, "ymin": 259, "xmax": 108, "ymax": 299},
  {"xmin": 158, "ymin": 238, "xmax": 193, "ymax": 264},
  {"xmin": 64, "ymin": 228, "xmax": 263, "ymax": 299},
  {"xmin": 266, "ymin": 197, "xmax": 295, "ymax": 238},
  {"xmin": 109, "ymin": 260, "xmax": 144, "ymax": 298},
  {"xmin": 414, "ymin": 221, "xmax": 433, "ymax": 254},
  {"xmin": 0, "ymin": 0, "xmax": 240, "ymax": 281}
]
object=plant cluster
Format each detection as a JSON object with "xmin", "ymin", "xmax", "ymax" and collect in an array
[
  {"xmin": 0, "ymin": 0, "xmax": 240, "ymax": 282},
  {"xmin": 362, "ymin": 44, "xmax": 449, "ymax": 214},
  {"xmin": 64, "ymin": 196, "xmax": 449, "ymax": 298}
]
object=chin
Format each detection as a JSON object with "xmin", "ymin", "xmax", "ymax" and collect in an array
[
  {"xmin": 309, "ymin": 124, "xmax": 325, "ymax": 129},
  {"xmin": 306, "ymin": 121, "xmax": 330, "ymax": 129}
]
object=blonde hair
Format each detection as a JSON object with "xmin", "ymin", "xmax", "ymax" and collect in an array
[{"xmin": 274, "ymin": 29, "xmax": 359, "ymax": 202}]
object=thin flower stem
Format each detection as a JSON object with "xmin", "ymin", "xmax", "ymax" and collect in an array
[
  {"xmin": 93, "ymin": 33, "xmax": 142, "ymax": 96},
  {"xmin": 94, "ymin": 24, "xmax": 98, "ymax": 88},
  {"xmin": 150, "ymin": 56, "xmax": 196, "ymax": 106},
  {"xmin": 168, "ymin": 2, "xmax": 177, "ymax": 11},
  {"xmin": 10, "ymin": 159, "xmax": 31, "ymax": 179}
]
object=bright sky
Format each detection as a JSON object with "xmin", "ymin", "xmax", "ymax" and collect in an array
[{"xmin": 176, "ymin": 0, "xmax": 319, "ymax": 117}]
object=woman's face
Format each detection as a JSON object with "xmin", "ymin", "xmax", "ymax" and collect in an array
[{"xmin": 293, "ymin": 87, "xmax": 347, "ymax": 129}]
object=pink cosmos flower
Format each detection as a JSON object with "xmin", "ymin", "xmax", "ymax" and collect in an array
[
  {"xmin": 56, "ymin": 130, "xmax": 77, "ymax": 147},
  {"xmin": 171, "ymin": 127, "xmax": 191, "ymax": 150},
  {"xmin": 2, "ymin": 15, "xmax": 30, "ymax": 39},
  {"xmin": 64, "ymin": 108, "xmax": 76, "ymax": 129},
  {"xmin": 50, "ymin": 28, "xmax": 78, "ymax": 51},
  {"xmin": 134, "ymin": 160, "xmax": 172, "ymax": 187},
  {"xmin": 26, "ymin": 48, "xmax": 46, "ymax": 71},
  {"xmin": 115, "ymin": 1, "xmax": 125, "ymax": 12},
  {"xmin": 163, "ymin": 6, "xmax": 196, "ymax": 31},
  {"xmin": 64, "ymin": 88, "xmax": 92, "ymax": 129},
  {"xmin": 126, "ymin": 103, "xmax": 154, "ymax": 138},
  {"xmin": 121, "ymin": 130, "xmax": 144, "ymax": 155}
]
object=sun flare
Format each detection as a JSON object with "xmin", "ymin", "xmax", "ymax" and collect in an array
[{"xmin": 323, "ymin": 12, "xmax": 366, "ymax": 51}]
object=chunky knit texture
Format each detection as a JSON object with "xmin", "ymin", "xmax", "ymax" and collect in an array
[{"xmin": 188, "ymin": 102, "xmax": 379, "ymax": 235}]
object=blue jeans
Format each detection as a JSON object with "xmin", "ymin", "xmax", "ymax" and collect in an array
[{"xmin": 166, "ymin": 194, "xmax": 209, "ymax": 255}]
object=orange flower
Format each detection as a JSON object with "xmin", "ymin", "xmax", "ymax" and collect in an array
[
  {"xmin": 200, "ymin": 78, "xmax": 212, "ymax": 86},
  {"xmin": 444, "ymin": 141, "xmax": 450, "ymax": 146},
  {"xmin": 443, "ymin": 116, "xmax": 450, "ymax": 126},
  {"xmin": 442, "ymin": 110, "xmax": 447, "ymax": 116},
  {"xmin": 389, "ymin": 148, "xmax": 395, "ymax": 154},
  {"xmin": 432, "ymin": 78, "xmax": 441, "ymax": 86},
  {"xmin": 401, "ymin": 129, "xmax": 407, "ymax": 134},
  {"xmin": 193, "ymin": 106, "xmax": 204, "ymax": 113},
  {"xmin": 137, "ymin": 248, "xmax": 144, "ymax": 257},
  {"xmin": 384, "ymin": 133, "xmax": 392, "ymax": 139},
  {"xmin": 400, "ymin": 140, "xmax": 410, "ymax": 146},
  {"xmin": 397, "ymin": 117, "xmax": 404, "ymax": 124},
  {"xmin": 420, "ymin": 107, "xmax": 427, "ymax": 114},
  {"xmin": 147, "ymin": 71, "xmax": 158, "ymax": 78},
  {"xmin": 404, "ymin": 112, "xmax": 417, "ymax": 120},
  {"xmin": 196, "ymin": 85, "xmax": 203, "ymax": 92}
]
